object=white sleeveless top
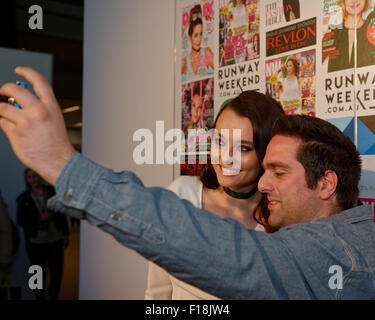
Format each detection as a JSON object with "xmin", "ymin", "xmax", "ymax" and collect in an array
[{"xmin": 283, "ymin": 76, "xmax": 300, "ymax": 101}]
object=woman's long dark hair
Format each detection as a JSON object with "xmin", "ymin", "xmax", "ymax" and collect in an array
[
  {"xmin": 200, "ymin": 91, "xmax": 284, "ymax": 233},
  {"xmin": 283, "ymin": 0, "xmax": 300, "ymax": 21}
]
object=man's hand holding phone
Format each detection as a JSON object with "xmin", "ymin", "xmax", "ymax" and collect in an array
[{"xmin": 0, "ymin": 67, "xmax": 76, "ymax": 186}]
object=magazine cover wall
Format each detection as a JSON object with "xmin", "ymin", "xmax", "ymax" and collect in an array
[{"xmin": 174, "ymin": 0, "xmax": 375, "ymax": 215}]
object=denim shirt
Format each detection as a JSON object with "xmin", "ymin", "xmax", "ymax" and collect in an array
[{"xmin": 48, "ymin": 152, "xmax": 375, "ymax": 300}]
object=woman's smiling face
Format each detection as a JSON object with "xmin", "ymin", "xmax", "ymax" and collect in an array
[{"xmin": 211, "ymin": 108, "xmax": 262, "ymax": 193}]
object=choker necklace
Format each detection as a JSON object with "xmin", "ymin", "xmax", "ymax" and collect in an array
[{"xmin": 222, "ymin": 186, "xmax": 258, "ymax": 200}]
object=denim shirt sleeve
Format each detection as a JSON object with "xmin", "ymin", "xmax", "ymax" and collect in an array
[{"xmin": 48, "ymin": 152, "xmax": 343, "ymax": 300}]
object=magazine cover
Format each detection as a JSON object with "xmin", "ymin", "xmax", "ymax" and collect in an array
[
  {"xmin": 265, "ymin": 49, "xmax": 316, "ymax": 115},
  {"xmin": 218, "ymin": 0, "xmax": 260, "ymax": 67},
  {"xmin": 322, "ymin": 0, "xmax": 375, "ymax": 73},
  {"xmin": 181, "ymin": 0, "xmax": 215, "ymax": 83},
  {"xmin": 265, "ymin": 0, "xmax": 301, "ymax": 27},
  {"xmin": 181, "ymin": 78, "xmax": 215, "ymax": 175}
]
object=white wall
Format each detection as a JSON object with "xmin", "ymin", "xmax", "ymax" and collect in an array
[{"xmin": 81, "ymin": 0, "xmax": 175, "ymax": 299}]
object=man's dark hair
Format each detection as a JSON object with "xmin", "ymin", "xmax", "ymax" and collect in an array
[{"xmin": 272, "ymin": 115, "xmax": 362, "ymax": 210}]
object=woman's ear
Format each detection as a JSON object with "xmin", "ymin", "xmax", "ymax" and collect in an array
[{"xmin": 317, "ymin": 170, "xmax": 338, "ymax": 200}]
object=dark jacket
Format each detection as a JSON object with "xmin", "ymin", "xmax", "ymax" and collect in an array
[
  {"xmin": 326, "ymin": 10, "xmax": 375, "ymax": 73},
  {"xmin": 17, "ymin": 186, "xmax": 69, "ymax": 241}
]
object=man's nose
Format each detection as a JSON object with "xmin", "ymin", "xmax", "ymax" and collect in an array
[{"xmin": 258, "ymin": 172, "xmax": 272, "ymax": 193}]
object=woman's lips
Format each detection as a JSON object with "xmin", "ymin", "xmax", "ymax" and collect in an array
[{"xmin": 351, "ymin": 3, "xmax": 360, "ymax": 9}]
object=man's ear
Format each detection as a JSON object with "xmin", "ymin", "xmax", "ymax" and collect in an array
[{"xmin": 317, "ymin": 170, "xmax": 338, "ymax": 200}]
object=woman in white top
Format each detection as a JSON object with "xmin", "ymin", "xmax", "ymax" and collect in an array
[
  {"xmin": 145, "ymin": 91, "xmax": 284, "ymax": 300},
  {"xmin": 277, "ymin": 56, "xmax": 301, "ymax": 109},
  {"xmin": 233, "ymin": 0, "xmax": 248, "ymax": 30}
]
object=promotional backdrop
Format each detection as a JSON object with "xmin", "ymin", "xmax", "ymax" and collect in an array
[{"xmin": 174, "ymin": 0, "xmax": 375, "ymax": 216}]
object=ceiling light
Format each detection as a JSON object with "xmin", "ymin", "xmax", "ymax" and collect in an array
[{"xmin": 63, "ymin": 105, "xmax": 81, "ymax": 113}]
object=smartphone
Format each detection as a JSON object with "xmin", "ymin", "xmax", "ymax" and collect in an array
[{"xmin": 9, "ymin": 81, "xmax": 27, "ymax": 109}]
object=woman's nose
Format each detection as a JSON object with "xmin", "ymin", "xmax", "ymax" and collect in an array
[{"xmin": 221, "ymin": 147, "xmax": 233, "ymax": 164}]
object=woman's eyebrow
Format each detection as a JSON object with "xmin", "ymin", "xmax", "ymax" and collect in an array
[
  {"xmin": 240, "ymin": 139, "xmax": 253, "ymax": 146},
  {"xmin": 214, "ymin": 132, "xmax": 254, "ymax": 145}
]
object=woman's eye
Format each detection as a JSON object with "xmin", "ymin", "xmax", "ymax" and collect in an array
[
  {"xmin": 240, "ymin": 146, "xmax": 252, "ymax": 152},
  {"xmin": 234, "ymin": 145, "xmax": 252, "ymax": 152},
  {"xmin": 214, "ymin": 137, "xmax": 224, "ymax": 146}
]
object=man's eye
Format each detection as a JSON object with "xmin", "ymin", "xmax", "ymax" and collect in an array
[{"xmin": 274, "ymin": 172, "xmax": 284, "ymax": 177}]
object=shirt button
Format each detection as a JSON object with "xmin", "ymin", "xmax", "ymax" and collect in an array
[
  {"xmin": 110, "ymin": 213, "xmax": 120, "ymax": 221},
  {"xmin": 64, "ymin": 188, "xmax": 73, "ymax": 201}
]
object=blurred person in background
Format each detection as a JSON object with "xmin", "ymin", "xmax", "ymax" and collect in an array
[{"xmin": 17, "ymin": 169, "xmax": 69, "ymax": 300}]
